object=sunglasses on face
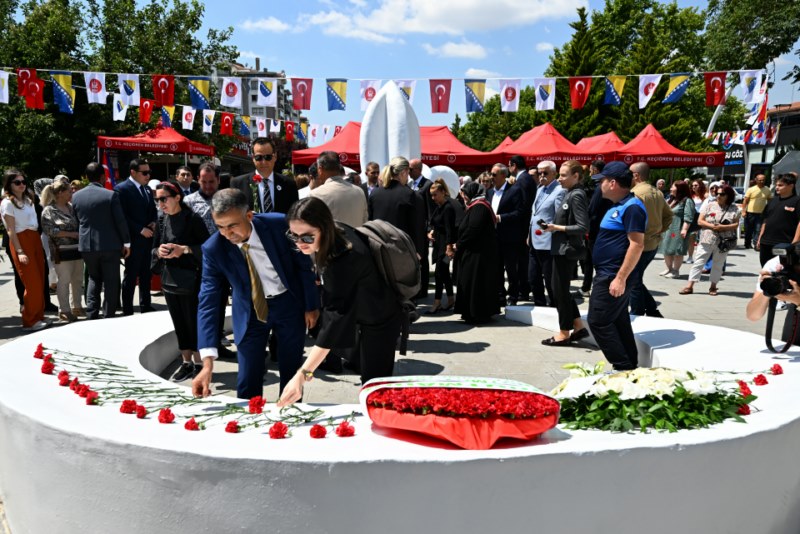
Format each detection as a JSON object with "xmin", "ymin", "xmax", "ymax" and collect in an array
[
  {"xmin": 537, "ymin": 171, "xmax": 548, "ymax": 175},
  {"xmin": 137, "ymin": 170, "xmax": 151, "ymax": 176},
  {"xmin": 155, "ymin": 196, "xmax": 173, "ymax": 203},
  {"xmin": 11, "ymin": 180, "xmax": 25, "ymax": 186},
  {"xmin": 285, "ymin": 230, "xmax": 315, "ymax": 244},
  {"xmin": 253, "ymin": 154, "xmax": 274, "ymax": 162}
]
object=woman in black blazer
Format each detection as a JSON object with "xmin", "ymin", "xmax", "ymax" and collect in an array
[
  {"xmin": 278, "ymin": 197, "xmax": 403, "ymax": 407},
  {"xmin": 427, "ymin": 179, "xmax": 456, "ymax": 312},
  {"xmin": 542, "ymin": 161, "xmax": 590, "ymax": 346},
  {"xmin": 367, "ymin": 156, "xmax": 418, "ymax": 241}
]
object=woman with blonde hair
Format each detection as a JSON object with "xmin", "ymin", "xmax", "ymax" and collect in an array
[{"xmin": 368, "ymin": 156, "xmax": 418, "ymax": 242}]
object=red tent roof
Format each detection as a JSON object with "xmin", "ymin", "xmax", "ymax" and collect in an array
[
  {"xmin": 292, "ymin": 122, "xmax": 497, "ymax": 169},
  {"xmin": 616, "ymin": 124, "xmax": 724, "ymax": 168},
  {"xmin": 490, "ymin": 136, "xmax": 515, "ymax": 154},
  {"xmin": 504, "ymin": 123, "xmax": 591, "ymax": 164},
  {"xmin": 576, "ymin": 132, "xmax": 625, "ymax": 152},
  {"xmin": 97, "ymin": 126, "xmax": 215, "ymax": 157}
]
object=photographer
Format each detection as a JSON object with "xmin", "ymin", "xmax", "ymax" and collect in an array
[{"xmin": 746, "ymin": 245, "xmax": 800, "ymax": 346}]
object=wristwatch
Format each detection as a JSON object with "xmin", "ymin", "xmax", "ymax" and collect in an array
[{"xmin": 300, "ymin": 368, "xmax": 314, "ymax": 382}]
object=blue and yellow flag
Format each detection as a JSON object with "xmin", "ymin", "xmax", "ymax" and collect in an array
[
  {"xmin": 298, "ymin": 122, "xmax": 308, "ymax": 143},
  {"xmin": 187, "ymin": 76, "xmax": 211, "ymax": 110},
  {"xmin": 161, "ymin": 105, "xmax": 174, "ymax": 127},
  {"xmin": 662, "ymin": 73, "xmax": 691, "ymax": 104},
  {"xmin": 464, "ymin": 79, "xmax": 485, "ymax": 113},
  {"xmin": 603, "ymin": 75, "xmax": 626, "ymax": 106},
  {"xmin": 50, "ymin": 71, "xmax": 75, "ymax": 114},
  {"xmin": 326, "ymin": 78, "xmax": 347, "ymax": 111},
  {"xmin": 240, "ymin": 115, "xmax": 251, "ymax": 137}
]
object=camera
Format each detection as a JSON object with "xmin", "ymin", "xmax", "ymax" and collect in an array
[
  {"xmin": 536, "ymin": 219, "xmax": 548, "ymax": 229},
  {"xmin": 760, "ymin": 243, "xmax": 800, "ymax": 297}
]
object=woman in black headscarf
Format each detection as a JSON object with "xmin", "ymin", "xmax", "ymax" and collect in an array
[{"xmin": 453, "ymin": 182, "xmax": 499, "ymax": 324}]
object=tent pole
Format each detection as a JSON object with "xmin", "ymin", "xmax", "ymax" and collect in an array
[{"xmin": 97, "ymin": 147, "xmax": 100, "ymax": 164}]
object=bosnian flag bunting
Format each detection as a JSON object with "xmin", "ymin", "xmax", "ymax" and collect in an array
[
  {"xmin": 257, "ymin": 78, "xmax": 277, "ymax": 107},
  {"xmin": 638, "ymin": 74, "xmax": 661, "ymax": 108},
  {"xmin": 360, "ymin": 80, "xmax": 380, "ymax": 110},
  {"xmin": 394, "ymin": 80, "xmax": 416, "ymax": 103},
  {"xmin": 187, "ymin": 77, "xmax": 211, "ymax": 110},
  {"xmin": 704, "ymin": 72, "xmax": 727, "ymax": 106},
  {"xmin": 739, "ymin": 70, "xmax": 762, "ymax": 104},
  {"xmin": 160, "ymin": 105, "xmax": 174, "ymax": 128},
  {"xmin": 429, "ymin": 79, "xmax": 452, "ymax": 113},
  {"xmin": 269, "ymin": 119, "xmax": 281, "ymax": 134},
  {"xmin": 662, "ymin": 73, "xmax": 690, "ymax": 104},
  {"xmin": 50, "ymin": 71, "xmax": 75, "ymax": 114},
  {"xmin": 298, "ymin": 122, "xmax": 308, "ymax": 143},
  {"xmin": 569, "ymin": 76, "xmax": 592, "ymax": 109},
  {"xmin": 326, "ymin": 78, "xmax": 347, "ymax": 111},
  {"xmin": 0, "ymin": 71, "xmax": 8, "ymax": 104},
  {"xmin": 533, "ymin": 77, "xmax": 555, "ymax": 111},
  {"xmin": 117, "ymin": 73, "xmax": 140, "ymax": 106},
  {"xmin": 291, "ymin": 78, "xmax": 313, "ymax": 110},
  {"xmin": 464, "ymin": 79, "xmax": 485, "ymax": 113},
  {"xmin": 202, "ymin": 110, "xmax": 215, "ymax": 134},
  {"xmin": 500, "ymin": 79, "xmax": 521, "ymax": 112},
  {"xmin": 240, "ymin": 115, "xmax": 251, "ymax": 137},
  {"xmin": 603, "ymin": 76, "xmax": 625, "ymax": 105},
  {"xmin": 112, "ymin": 94, "xmax": 128, "ymax": 121},
  {"xmin": 84, "ymin": 72, "xmax": 108, "ymax": 104}
]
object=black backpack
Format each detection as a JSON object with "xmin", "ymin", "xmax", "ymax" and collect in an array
[{"xmin": 355, "ymin": 220, "xmax": 421, "ymax": 301}]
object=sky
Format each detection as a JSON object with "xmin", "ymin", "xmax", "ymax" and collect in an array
[{"xmin": 202, "ymin": 0, "xmax": 798, "ymax": 145}]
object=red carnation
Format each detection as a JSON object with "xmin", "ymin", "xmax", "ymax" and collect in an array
[
  {"xmin": 709, "ymin": 213, "xmax": 716, "ymax": 218},
  {"xmin": 534, "ymin": 229, "xmax": 543, "ymax": 236},
  {"xmin": 771, "ymin": 364, "xmax": 784, "ymax": 375},
  {"xmin": 309, "ymin": 424, "xmax": 327, "ymax": 439},
  {"xmin": 41, "ymin": 359, "xmax": 55, "ymax": 375},
  {"xmin": 69, "ymin": 377, "xmax": 80, "ymax": 391},
  {"xmin": 34, "ymin": 344, "xmax": 45, "ymax": 359},
  {"xmin": 248, "ymin": 395, "xmax": 266, "ymax": 414},
  {"xmin": 184, "ymin": 417, "xmax": 201, "ymax": 431},
  {"xmin": 57, "ymin": 370, "xmax": 70, "ymax": 386},
  {"xmin": 77, "ymin": 384, "xmax": 90, "ymax": 398},
  {"xmin": 158, "ymin": 408, "xmax": 175, "ymax": 424},
  {"xmin": 120, "ymin": 399, "xmax": 138, "ymax": 414},
  {"xmin": 252, "ymin": 174, "xmax": 262, "ymax": 184},
  {"xmin": 738, "ymin": 380, "xmax": 752, "ymax": 397},
  {"xmin": 269, "ymin": 421, "xmax": 289, "ymax": 439},
  {"xmin": 335, "ymin": 421, "xmax": 355, "ymax": 437},
  {"xmin": 86, "ymin": 391, "xmax": 99, "ymax": 405},
  {"xmin": 225, "ymin": 420, "xmax": 240, "ymax": 433},
  {"xmin": 136, "ymin": 405, "xmax": 147, "ymax": 419},
  {"xmin": 754, "ymin": 374, "xmax": 768, "ymax": 386},
  {"xmin": 738, "ymin": 404, "xmax": 751, "ymax": 415}
]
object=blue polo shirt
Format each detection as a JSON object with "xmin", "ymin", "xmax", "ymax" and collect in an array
[{"xmin": 593, "ymin": 194, "xmax": 647, "ymax": 277}]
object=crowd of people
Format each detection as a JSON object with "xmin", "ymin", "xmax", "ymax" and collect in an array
[{"xmin": 3, "ymin": 137, "xmax": 797, "ymax": 399}]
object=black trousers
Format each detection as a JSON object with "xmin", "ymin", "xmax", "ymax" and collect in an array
[
  {"xmin": 581, "ymin": 238, "xmax": 595, "ymax": 293},
  {"xmin": 496, "ymin": 240, "xmax": 521, "ymax": 301},
  {"xmin": 416, "ymin": 245, "xmax": 430, "ymax": 299},
  {"xmin": 122, "ymin": 238, "xmax": 152, "ymax": 314},
  {"xmin": 433, "ymin": 257, "xmax": 453, "ymax": 299},
  {"xmin": 587, "ymin": 274, "xmax": 638, "ymax": 371},
  {"xmin": 551, "ymin": 255, "xmax": 580, "ymax": 331},
  {"xmin": 83, "ymin": 250, "xmax": 122, "ymax": 319},
  {"xmin": 516, "ymin": 242, "xmax": 531, "ymax": 299},
  {"xmin": 528, "ymin": 248, "xmax": 554, "ymax": 306},
  {"xmin": 359, "ymin": 307, "xmax": 403, "ymax": 384},
  {"xmin": 164, "ymin": 291, "xmax": 199, "ymax": 351}
]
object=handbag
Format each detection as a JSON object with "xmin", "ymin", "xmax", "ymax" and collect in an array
[{"xmin": 717, "ymin": 236, "xmax": 737, "ymax": 253}]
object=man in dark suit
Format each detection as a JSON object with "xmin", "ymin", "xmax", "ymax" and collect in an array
[
  {"xmin": 175, "ymin": 165, "xmax": 200, "ymax": 197},
  {"xmin": 72, "ymin": 162, "xmax": 131, "ymax": 319},
  {"xmin": 360, "ymin": 161, "xmax": 381, "ymax": 200},
  {"xmin": 408, "ymin": 158, "xmax": 432, "ymax": 299},
  {"xmin": 231, "ymin": 137, "xmax": 299, "ymax": 214},
  {"xmin": 115, "ymin": 158, "xmax": 158, "ymax": 315},
  {"xmin": 193, "ymin": 189, "xmax": 319, "ymax": 400},
  {"xmin": 486, "ymin": 163, "xmax": 527, "ymax": 306},
  {"xmin": 509, "ymin": 155, "xmax": 536, "ymax": 301}
]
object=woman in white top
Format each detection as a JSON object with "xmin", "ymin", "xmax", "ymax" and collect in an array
[{"xmin": 1, "ymin": 169, "xmax": 48, "ymax": 331}]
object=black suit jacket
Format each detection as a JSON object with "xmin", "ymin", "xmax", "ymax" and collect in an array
[
  {"xmin": 515, "ymin": 170, "xmax": 537, "ymax": 214},
  {"xmin": 486, "ymin": 183, "xmax": 526, "ymax": 243},
  {"xmin": 368, "ymin": 180, "xmax": 420, "ymax": 248},
  {"xmin": 113, "ymin": 178, "xmax": 156, "ymax": 247},
  {"xmin": 72, "ymin": 182, "xmax": 130, "ymax": 252},
  {"xmin": 231, "ymin": 172, "xmax": 299, "ymax": 214}
]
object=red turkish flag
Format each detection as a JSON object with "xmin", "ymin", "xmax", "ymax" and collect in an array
[
  {"xmin": 569, "ymin": 76, "xmax": 593, "ymax": 109},
  {"xmin": 23, "ymin": 78, "xmax": 45, "ymax": 109},
  {"xmin": 285, "ymin": 121, "xmax": 295, "ymax": 142},
  {"xmin": 152, "ymin": 74, "xmax": 175, "ymax": 107},
  {"xmin": 334, "ymin": 125, "xmax": 342, "ymax": 137},
  {"xmin": 16, "ymin": 68, "xmax": 41, "ymax": 97},
  {"xmin": 704, "ymin": 72, "xmax": 727, "ymax": 106},
  {"xmin": 220, "ymin": 112, "xmax": 234, "ymax": 136},
  {"xmin": 429, "ymin": 79, "xmax": 452, "ymax": 113},
  {"xmin": 139, "ymin": 99, "xmax": 155, "ymax": 123},
  {"xmin": 291, "ymin": 78, "xmax": 313, "ymax": 110}
]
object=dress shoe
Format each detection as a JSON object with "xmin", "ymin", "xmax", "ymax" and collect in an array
[
  {"xmin": 216, "ymin": 345, "xmax": 237, "ymax": 360},
  {"xmin": 443, "ymin": 297, "xmax": 455, "ymax": 311},
  {"xmin": 140, "ymin": 305, "xmax": 156, "ymax": 313},
  {"xmin": 506, "ymin": 298, "xmax": 518, "ymax": 306},
  {"xmin": 645, "ymin": 309, "xmax": 664, "ymax": 318},
  {"xmin": 542, "ymin": 336, "xmax": 571, "ymax": 347}
]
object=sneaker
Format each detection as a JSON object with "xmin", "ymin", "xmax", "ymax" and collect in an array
[
  {"xmin": 172, "ymin": 362, "xmax": 195, "ymax": 382},
  {"xmin": 685, "ymin": 258, "xmax": 694, "ymax": 264},
  {"xmin": 193, "ymin": 364, "xmax": 203, "ymax": 377},
  {"xmin": 23, "ymin": 320, "xmax": 49, "ymax": 332}
]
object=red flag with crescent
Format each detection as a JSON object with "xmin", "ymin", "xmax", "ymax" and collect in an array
[
  {"xmin": 291, "ymin": 78, "xmax": 313, "ymax": 110},
  {"xmin": 569, "ymin": 76, "xmax": 593, "ymax": 109},
  {"xmin": 16, "ymin": 68, "xmax": 42, "ymax": 97},
  {"xmin": 151, "ymin": 75, "xmax": 175, "ymax": 107},
  {"xmin": 334, "ymin": 125, "xmax": 342, "ymax": 137},
  {"xmin": 704, "ymin": 72, "xmax": 727, "ymax": 106},
  {"xmin": 220, "ymin": 112, "xmax": 234, "ymax": 136},
  {"xmin": 139, "ymin": 98, "xmax": 155, "ymax": 123},
  {"xmin": 285, "ymin": 121, "xmax": 295, "ymax": 142},
  {"xmin": 429, "ymin": 79, "xmax": 452, "ymax": 113},
  {"xmin": 23, "ymin": 77, "xmax": 45, "ymax": 109}
]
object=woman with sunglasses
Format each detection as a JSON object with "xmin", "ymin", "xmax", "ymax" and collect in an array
[
  {"xmin": 151, "ymin": 180, "xmax": 210, "ymax": 382},
  {"xmin": 277, "ymin": 197, "xmax": 402, "ymax": 407},
  {"xmin": 1, "ymin": 170, "xmax": 48, "ymax": 331}
]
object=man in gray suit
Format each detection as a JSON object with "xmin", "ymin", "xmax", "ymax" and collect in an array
[
  {"xmin": 71, "ymin": 162, "xmax": 131, "ymax": 319},
  {"xmin": 309, "ymin": 151, "xmax": 368, "ymax": 228}
]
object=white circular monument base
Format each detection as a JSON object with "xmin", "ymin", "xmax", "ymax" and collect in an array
[{"xmin": 1, "ymin": 309, "xmax": 800, "ymax": 533}]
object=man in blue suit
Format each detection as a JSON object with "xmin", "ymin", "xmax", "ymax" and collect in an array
[
  {"xmin": 115, "ymin": 158, "xmax": 158, "ymax": 315},
  {"xmin": 193, "ymin": 189, "xmax": 319, "ymax": 400},
  {"xmin": 486, "ymin": 163, "xmax": 527, "ymax": 306}
]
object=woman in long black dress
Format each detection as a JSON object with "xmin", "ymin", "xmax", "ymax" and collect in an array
[
  {"xmin": 151, "ymin": 180, "xmax": 210, "ymax": 382},
  {"xmin": 427, "ymin": 179, "xmax": 456, "ymax": 313},
  {"xmin": 453, "ymin": 182, "xmax": 499, "ymax": 324},
  {"xmin": 278, "ymin": 197, "xmax": 402, "ymax": 406}
]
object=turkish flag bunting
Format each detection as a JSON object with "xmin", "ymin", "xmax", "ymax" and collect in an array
[
  {"xmin": 704, "ymin": 72, "xmax": 727, "ymax": 106},
  {"xmin": 569, "ymin": 76, "xmax": 593, "ymax": 109},
  {"xmin": 220, "ymin": 112, "xmax": 234, "ymax": 136},
  {"xmin": 23, "ymin": 78, "xmax": 45, "ymax": 109},
  {"xmin": 334, "ymin": 125, "xmax": 342, "ymax": 137},
  {"xmin": 152, "ymin": 74, "xmax": 175, "ymax": 107},
  {"xmin": 139, "ymin": 98, "xmax": 155, "ymax": 123},
  {"xmin": 16, "ymin": 68, "xmax": 42, "ymax": 97},
  {"xmin": 429, "ymin": 79, "xmax": 452, "ymax": 113},
  {"xmin": 285, "ymin": 121, "xmax": 295, "ymax": 142},
  {"xmin": 291, "ymin": 78, "xmax": 313, "ymax": 110}
]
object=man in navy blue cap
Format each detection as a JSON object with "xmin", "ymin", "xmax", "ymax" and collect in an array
[{"xmin": 587, "ymin": 161, "xmax": 647, "ymax": 371}]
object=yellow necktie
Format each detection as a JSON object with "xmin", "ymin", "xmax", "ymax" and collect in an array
[{"xmin": 241, "ymin": 242, "xmax": 268, "ymax": 322}]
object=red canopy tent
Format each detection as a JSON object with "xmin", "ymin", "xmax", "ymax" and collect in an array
[
  {"xmin": 490, "ymin": 136, "xmax": 515, "ymax": 154},
  {"xmin": 615, "ymin": 124, "xmax": 723, "ymax": 168},
  {"xmin": 291, "ymin": 122, "xmax": 497, "ymax": 170},
  {"xmin": 97, "ymin": 126, "xmax": 215, "ymax": 157},
  {"xmin": 503, "ymin": 123, "xmax": 592, "ymax": 165},
  {"xmin": 576, "ymin": 132, "xmax": 625, "ymax": 161}
]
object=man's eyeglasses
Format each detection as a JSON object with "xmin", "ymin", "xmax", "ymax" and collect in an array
[
  {"xmin": 155, "ymin": 196, "xmax": 173, "ymax": 203},
  {"xmin": 285, "ymin": 230, "xmax": 315, "ymax": 244},
  {"xmin": 253, "ymin": 154, "xmax": 274, "ymax": 162},
  {"xmin": 11, "ymin": 180, "xmax": 25, "ymax": 186}
]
